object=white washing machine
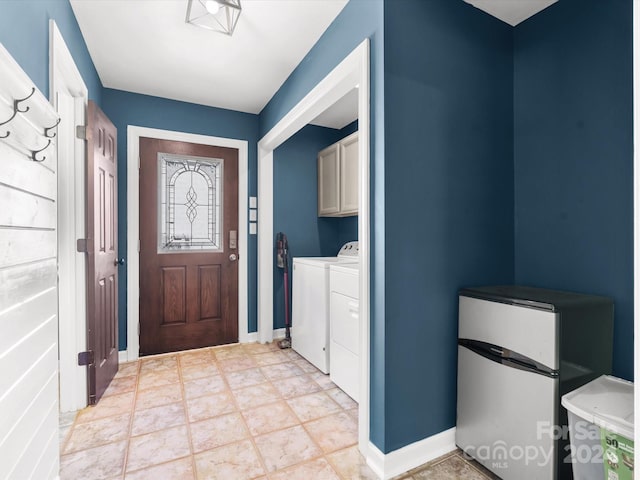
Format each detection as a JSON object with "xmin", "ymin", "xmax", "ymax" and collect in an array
[{"xmin": 292, "ymin": 242, "xmax": 358, "ymax": 373}]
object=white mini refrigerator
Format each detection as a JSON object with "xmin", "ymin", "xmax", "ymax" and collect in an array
[{"xmin": 456, "ymin": 286, "xmax": 613, "ymax": 480}]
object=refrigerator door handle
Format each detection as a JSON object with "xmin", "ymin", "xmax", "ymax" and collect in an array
[{"xmin": 458, "ymin": 338, "xmax": 558, "ymax": 379}]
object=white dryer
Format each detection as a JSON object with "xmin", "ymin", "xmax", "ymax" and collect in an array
[
  {"xmin": 329, "ymin": 262, "xmax": 360, "ymax": 401},
  {"xmin": 291, "ymin": 242, "xmax": 358, "ymax": 373}
]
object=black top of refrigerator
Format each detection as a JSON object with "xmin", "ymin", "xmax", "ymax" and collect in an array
[{"xmin": 460, "ymin": 285, "xmax": 612, "ymax": 312}]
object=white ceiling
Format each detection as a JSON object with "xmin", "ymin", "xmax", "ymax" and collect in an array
[
  {"xmin": 70, "ymin": 0, "xmax": 348, "ymax": 115},
  {"xmin": 70, "ymin": 1, "xmax": 554, "ymax": 130},
  {"xmin": 311, "ymin": 88, "xmax": 358, "ymax": 130},
  {"xmin": 464, "ymin": 0, "xmax": 558, "ymax": 26}
]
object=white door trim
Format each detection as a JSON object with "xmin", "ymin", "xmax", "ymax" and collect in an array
[
  {"xmin": 126, "ymin": 126, "xmax": 249, "ymax": 361},
  {"xmin": 257, "ymin": 39, "xmax": 371, "ymax": 457},
  {"xmin": 50, "ymin": 20, "xmax": 89, "ymax": 412},
  {"xmin": 633, "ymin": 0, "xmax": 639, "ymax": 453}
]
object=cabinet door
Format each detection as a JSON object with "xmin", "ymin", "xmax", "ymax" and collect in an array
[
  {"xmin": 339, "ymin": 132, "xmax": 358, "ymax": 215},
  {"xmin": 318, "ymin": 143, "xmax": 340, "ymax": 216}
]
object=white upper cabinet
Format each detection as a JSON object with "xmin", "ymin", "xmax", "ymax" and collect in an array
[
  {"xmin": 317, "ymin": 143, "xmax": 340, "ymax": 216},
  {"xmin": 339, "ymin": 132, "xmax": 359, "ymax": 215},
  {"xmin": 318, "ymin": 132, "xmax": 358, "ymax": 217}
]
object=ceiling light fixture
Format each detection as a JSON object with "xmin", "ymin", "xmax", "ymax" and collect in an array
[
  {"xmin": 205, "ymin": 1, "xmax": 220, "ymax": 15},
  {"xmin": 186, "ymin": 0, "xmax": 242, "ymax": 36}
]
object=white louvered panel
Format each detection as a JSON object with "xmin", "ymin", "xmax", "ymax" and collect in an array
[
  {"xmin": 0, "ymin": 353, "xmax": 57, "ymax": 448},
  {"xmin": 0, "ymin": 259, "xmax": 57, "ymax": 313},
  {"xmin": 0, "ymin": 288, "xmax": 57, "ymax": 355},
  {"xmin": 0, "ymin": 229, "xmax": 56, "ymax": 268},
  {"xmin": 0, "ymin": 110, "xmax": 58, "ymax": 170},
  {"xmin": 0, "ymin": 42, "xmax": 60, "ymax": 480},
  {"xmin": 0, "ymin": 86, "xmax": 58, "ymax": 134},
  {"xmin": 0, "ymin": 142, "xmax": 56, "ymax": 199},
  {"xmin": 4, "ymin": 398, "xmax": 58, "ymax": 480},
  {"xmin": 0, "ymin": 316, "xmax": 57, "ymax": 395},
  {"xmin": 44, "ymin": 454, "xmax": 60, "ymax": 480},
  {"xmin": 0, "ymin": 185, "xmax": 56, "ymax": 229},
  {"xmin": 0, "ymin": 371, "xmax": 57, "ymax": 479},
  {"xmin": 26, "ymin": 427, "xmax": 59, "ymax": 480}
]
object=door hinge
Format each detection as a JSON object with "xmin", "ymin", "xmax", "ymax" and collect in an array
[
  {"xmin": 76, "ymin": 125, "xmax": 87, "ymax": 140},
  {"xmin": 78, "ymin": 350, "xmax": 94, "ymax": 366},
  {"xmin": 137, "ymin": 239, "xmax": 140, "ymax": 253},
  {"xmin": 77, "ymin": 238, "xmax": 88, "ymax": 253},
  {"xmin": 138, "ymin": 155, "xmax": 140, "ymax": 169}
]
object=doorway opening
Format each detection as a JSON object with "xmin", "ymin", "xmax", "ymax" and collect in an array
[{"xmin": 257, "ymin": 40, "xmax": 371, "ymax": 455}]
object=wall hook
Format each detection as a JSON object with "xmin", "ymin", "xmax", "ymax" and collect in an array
[
  {"xmin": 0, "ymin": 87, "xmax": 35, "ymax": 127},
  {"xmin": 0, "ymin": 130, "xmax": 9, "ymax": 139},
  {"xmin": 31, "ymin": 138, "xmax": 51, "ymax": 162},
  {"xmin": 44, "ymin": 117, "xmax": 61, "ymax": 138}
]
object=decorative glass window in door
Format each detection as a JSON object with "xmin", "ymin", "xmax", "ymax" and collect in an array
[{"xmin": 158, "ymin": 153, "xmax": 223, "ymax": 252}]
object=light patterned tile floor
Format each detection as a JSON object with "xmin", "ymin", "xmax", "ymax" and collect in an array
[{"xmin": 60, "ymin": 342, "xmax": 495, "ymax": 480}]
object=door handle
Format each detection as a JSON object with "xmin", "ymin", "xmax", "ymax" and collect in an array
[
  {"xmin": 229, "ymin": 254, "xmax": 238, "ymax": 262},
  {"xmin": 114, "ymin": 258, "xmax": 125, "ymax": 266}
]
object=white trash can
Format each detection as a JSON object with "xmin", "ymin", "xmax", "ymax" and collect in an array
[{"xmin": 561, "ymin": 375, "xmax": 634, "ymax": 480}]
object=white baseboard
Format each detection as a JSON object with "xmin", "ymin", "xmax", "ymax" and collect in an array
[
  {"xmin": 272, "ymin": 327, "xmax": 286, "ymax": 339},
  {"xmin": 122, "ymin": 330, "xmax": 287, "ymax": 359},
  {"xmin": 240, "ymin": 331, "xmax": 258, "ymax": 343},
  {"xmin": 241, "ymin": 328, "xmax": 286, "ymax": 344},
  {"xmin": 366, "ymin": 427, "xmax": 456, "ymax": 480}
]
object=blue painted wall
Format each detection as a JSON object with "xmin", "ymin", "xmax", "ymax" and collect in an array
[
  {"xmin": 273, "ymin": 124, "xmax": 348, "ymax": 329},
  {"xmin": 340, "ymin": 119, "xmax": 359, "ymax": 137},
  {"xmin": 513, "ymin": 0, "xmax": 634, "ymax": 380},
  {"xmin": 337, "ymin": 216, "xmax": 358, "ymax": 247},
  {"xmin": 383, "ymin": 0, "xmax": 514, "ymax": 452},
  {"xmin": 0, "ymin": 0, "xmax": 102, "ymax": 104},
  {"xmin": 101, "ymin": 88, "xmax": 260, "ymax": 348},
  {"xmin": 260, "ymin": 0, "xmax": 387, "ymax": 449}
]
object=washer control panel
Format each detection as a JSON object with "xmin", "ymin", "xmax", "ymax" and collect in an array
[{"xmin": 337, "ymin": 241, "xmax": 359, "ymax": 258}]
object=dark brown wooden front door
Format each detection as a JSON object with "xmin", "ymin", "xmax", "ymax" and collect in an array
[
  {"xmin": 139, "ymin": 137, "xmax": 239, "ymax": 355},
  {"xmin": 86, "ymin": 100, "xmax": 119, "ymax": 405}
]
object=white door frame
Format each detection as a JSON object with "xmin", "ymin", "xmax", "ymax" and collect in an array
[
  {"xmin": 257, "ymin": 39, "xmax": 371, "ymax": 456},
  {"xmin": 50, "ymin": 20, "xmax": 89, "ymax": 412},
  {"xmin": 633, "ymin": 0, "xmax": 639, "ymax": 452},
  {"xmin": 126, "ymin": 126, "xmax": 249, "ymax": 361}
]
